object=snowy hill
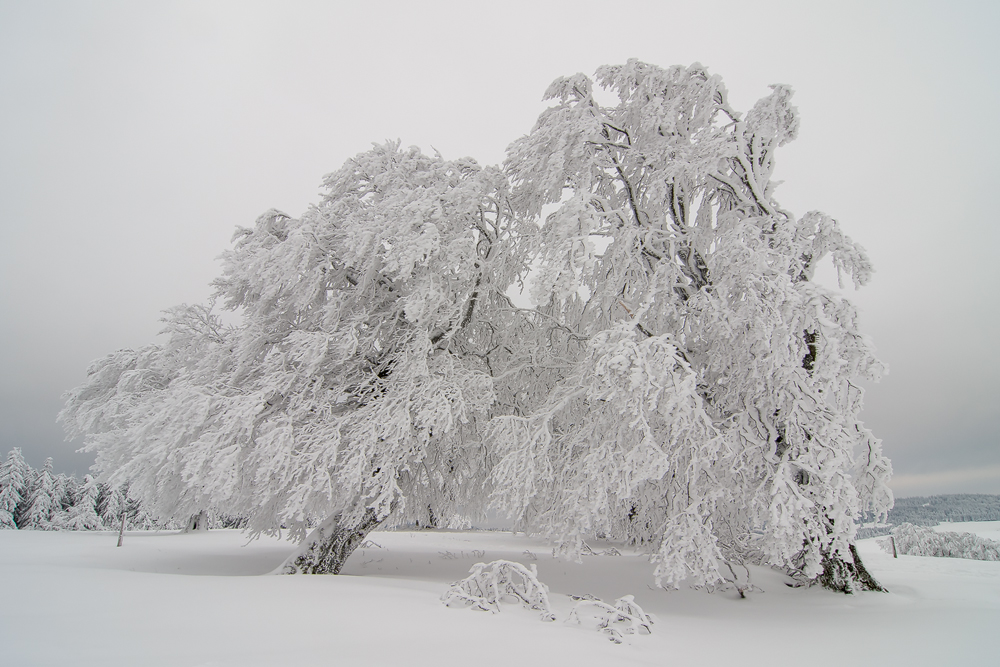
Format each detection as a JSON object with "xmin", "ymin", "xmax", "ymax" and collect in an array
[{"xmin": 1, "ymin": 526, "xmax": 998, "ymax": 666}]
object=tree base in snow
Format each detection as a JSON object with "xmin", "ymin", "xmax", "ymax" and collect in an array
[
  {"xmin": 818, "ymin": 544, "xmax": 886, "ymax": 593},
  {"xmin": 280, "ymin": 508, "xmax": 383, "ymax": 574},
  {"xmin": 183, "ymin": 511, "xmax": 209, "ymax": 532}
]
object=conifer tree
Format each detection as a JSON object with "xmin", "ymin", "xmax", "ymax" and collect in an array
[
  {"xmin": 64, "ymin": 475, "xmax": 102, "ymax": 531},
  {"xmin": 0, "ymin": 448, "xmax": 29, "ymax": 529},
  {"xmin": 97, "ymin": 482, "xmax": 127, "ymax": 530},
  {"xmin": 48, "ymin": 472, "xmax": 77, "ymax": 530},
  {"xmin": 20, "ymin": 458, "xmax": 57, "ymax": 530}
]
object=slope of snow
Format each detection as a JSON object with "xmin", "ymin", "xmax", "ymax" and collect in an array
[{"xmin": 1, "ymin": 525, "xmax": 997, "ymax": 666}]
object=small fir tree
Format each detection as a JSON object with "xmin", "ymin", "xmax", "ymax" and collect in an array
[
  {"xmin": 20, "ymin": 458, "xmax": 57, "ymax": 530},
  {"xmin": 64, "ymin": 475, "xmax": 102, "ymax": 531},
  {"xmin": 97, "ymin": 482, "xmax": 127, "ymax": 530},
  {"xmin": 0, "ymin": 448, "xmax": 29, "ymax": 529}
]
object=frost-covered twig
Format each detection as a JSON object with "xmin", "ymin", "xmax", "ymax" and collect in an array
[
  {"xmin": 581, "ymin": 543, "xmax": 622, "ymax": 557},
  {"xmin": 441, "ymin": 560, "xmax": 556, "ymax": 621},
  {"xmin": 721, "ymin": 561, "xmax": 759, "ymax": 598},
  {"xmin": 438, "ymin": 549, "xmax": 486, "ymax": 560},
  {"xmin": 567, "ymin": 594, "xmax": 654, "ymax": 643}
]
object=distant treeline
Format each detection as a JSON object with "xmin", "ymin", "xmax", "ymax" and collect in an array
[
  {"xmin": 0, "ymin": 448, "xmax": 244, "ymax": 531},
  {"xmin": 857, "ymin": 494, "xmax": 1000, "ymax": 538},
  {"xmin": 885, "ymin": 494, "xmax": 1000, "ymax": 526}
]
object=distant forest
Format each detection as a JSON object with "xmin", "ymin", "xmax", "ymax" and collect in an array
[{"xmin": 885, "ymin": 494, "xmax": 1000, "ymax": 526}]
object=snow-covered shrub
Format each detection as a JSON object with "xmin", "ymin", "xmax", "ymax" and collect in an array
[
  {"xmin": 441, "ymin": 560, "xmax": 556, "ymax": 620},
  {"xmin": 567, "ymin": 594, "xmax": 653, "ymax": 643},
  {"xmin": 879, "ymin": 523, "xmax": 1000, "ymax": 561},
  {"xmin": 442, "ymin": 560, "xmax": 654, "ymax": 644}
]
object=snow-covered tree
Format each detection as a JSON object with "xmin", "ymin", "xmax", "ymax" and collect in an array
[
  {"xmin": 96, "ymin": 482, "xmax": 127, "ymax": 530},
  {"xmin": 0, "ymin": 448, "xmax": 29, "ymax": 529},
  {"xmin": 19, "ymin": 457, "xmax": 58, "ymax": 530},
  {"xmin": 491, "ymin": 60, "xmax": 890, "ymax": 591},
  {"xmin": 62, "ymin": 143, "xmax": 522, "ymax": 572},
  {"xmin": 124, "ymin": 490, "xmax": 158, "ymax": 530},
  {"xmin": 64, "ymin": 474, "xmax": 102, "ymax": 531},
  {"xmin": 0, "ymin": 451, "xmax": 153, "ymax": 532},
  {"xmin": 48, "ymin": 472, "xmax": 80, "ymax": 530},
  {"xmin": 60, "ymin": 63, "xmax": 890, "ymax": 591}
]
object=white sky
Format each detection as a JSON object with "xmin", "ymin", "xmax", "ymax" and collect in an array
[{"xmin": 1, "ymin": 0, "xmax": 997, "ymax": 497}]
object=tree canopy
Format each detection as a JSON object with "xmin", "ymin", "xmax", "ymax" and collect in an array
[
  {"xmin": 61, "ymin": 61, "xmax": 891, "ymax": 591},
  {"xmin": 491, "ymin": 61, "xmax": 890, "ymax": 590}
]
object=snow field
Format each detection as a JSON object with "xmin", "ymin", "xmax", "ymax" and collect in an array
[{"xmin": 1, "ymin": 525, "xmax": 998, "ymax": 666}]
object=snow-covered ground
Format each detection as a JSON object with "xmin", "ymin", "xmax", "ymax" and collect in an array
[{"xmin": 2, "ymin": 524, "xmax": 997, "ymax": 666}]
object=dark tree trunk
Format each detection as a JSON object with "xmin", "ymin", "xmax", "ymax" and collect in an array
[
  {"xmin": 280, "ymin": 506, "xmax": 384, "ymax": 575},
  {"xmin": 818, "ymin": 544, "xmax": 886, "ymax": 593},
  {"xmin": 183, "ymin": 510, "xmax": 209, "ymax": 532}
]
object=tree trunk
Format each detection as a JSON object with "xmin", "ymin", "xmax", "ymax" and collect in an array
[
  {"xmin": 818, "ymin": 544, "xmax": 886, "ymax": 593},
  {"xmin": 116, "ymin": 513, "xmax": 126, "ymax": 547},
  {"xmin": 183, "ymin": 510, "xmax": 209, "ymax": 532},
  {"xmin": 279, "ymin": 506, "xmax": 385, "ymax": 575}
]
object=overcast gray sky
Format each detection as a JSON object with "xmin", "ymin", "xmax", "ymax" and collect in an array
[{"xmin": 1, "ymin": 0, "xmax": 997, "ymax": 497}]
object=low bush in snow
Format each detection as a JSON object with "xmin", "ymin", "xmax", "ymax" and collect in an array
[
  {"xmin": 567, "ymin": 594, "xmax": 654, "ymax": 644},
  {"xmin": 442, "ymin": 560, "xmax": 556, "ymax": 620},
  {"xmin": 442, "ymin": 559, "xmax": 654, "ymax": 643},
  {"xmin": 879, "ymin": 523, "xmax": 1000, "ymax": 561}
]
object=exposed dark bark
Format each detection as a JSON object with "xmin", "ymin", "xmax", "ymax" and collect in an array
[
  {"xmin": 802, "ymin": 330, "xmax": 818, "ymax": 374},
  {"xmin": 183, "ymin": 510, "xmax": 209, "ymax": 532},
  {"xmin": 280, "ymin": 506, "xmax": 385, "ymax": 574},
  {"xmin": 423, "ymin": 504, "xmax": 439, "ymax": 529},
  {"xmin": 818, "ymin": 544, "xmax": 887, "ymax": 593}
]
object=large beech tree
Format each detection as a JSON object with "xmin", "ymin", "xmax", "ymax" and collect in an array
[
  {"xmin": 491, "ymin": 61, "xmax": 891, "ymax": 592},
  {"xmin": 62, "ymin": 62, "xmax": 891, "ymax": 590},
  {"xmin": 62, "ymin": 143, "xmax": 520, "ymax": 573}
]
